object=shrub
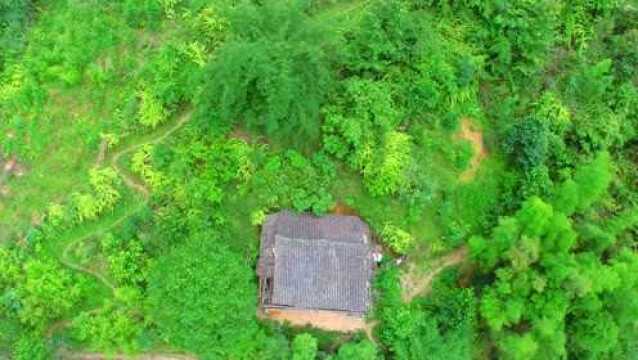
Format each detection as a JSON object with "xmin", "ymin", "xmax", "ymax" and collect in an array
[
  {"xmin": 146, "ymin": 234, "xmax": 261, "ymax": 358},
  {"xmin": 138, "ymin": 87, "xmax": 167, "ymax": 128},
  {"xmin": 12, "ymin": 333, "xmax": 48, "ymax": 360},
  {"xmin": 71, "ymin": 302, "xmax": 141, "ymax": 353},
  {"xmin": 380, "ymin": 223, "xmax": 414, "ymax": 254},
  {"xmin": 364, "ymin": 131, "xmax": 413, "ymax": 197},
  {"xmin": 291, "ymin": 333, "xmax": 318, "ymax": 360}
]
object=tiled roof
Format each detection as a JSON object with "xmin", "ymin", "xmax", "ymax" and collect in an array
[{"xmin": 258, "ymin": 211, "xmax": 373, "ymax": 314}]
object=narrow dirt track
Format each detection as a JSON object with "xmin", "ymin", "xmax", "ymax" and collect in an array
[
  {"xmin": 401, "ymin": 246, "xmax": 468, "ymax": 302},
  {"xmin": 49, "ymin": 112, "xmax": 191, "ymax": 342}
]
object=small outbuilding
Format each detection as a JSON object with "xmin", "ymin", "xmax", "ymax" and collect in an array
[{"xmin": 258, "ymin": 211, "xmax": 375, "ymax": 319}]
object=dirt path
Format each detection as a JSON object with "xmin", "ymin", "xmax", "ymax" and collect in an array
[
  {"xmin": 59, "ymin": 206, "xmax": 145, "ymax": 292},
  {"xmin": 49, "ymin": 112, "xmax": 191, "ymax": 340},
  {"xmin": 401, "ymin": 246, "xmax": 468, "ymax": 302},
  {"xmin": 456, "ymin": 119, "xmax": 487, "ymax": 182},
  {"xmin": 61, "ymin": 111, "xmax": 191, "ymax": 285},
  {"xmin": 56, "ymin": 349, "xmax": 197, "ymax": 360},
  {"xmin": 111, "ymin": 111, "xmax": 192, "ymax": 199}
]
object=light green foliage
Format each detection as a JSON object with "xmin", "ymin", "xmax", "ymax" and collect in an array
[
  {"xmin": 380, "ymin": 223, "xmax": 414, "ymax": 254},
  {"xmin": 16, "ymin": 258, "xmax": 80, "ymax": 330},
  {"xmin": 553, "ymin": 152, "xmax": 613, "ymax": 215},
  {"xmin": 0, "ymin": 0, "xmax": 636, "ymax": 357},
  {"xmin": 71, "ymin": 167, "xmax": 122, "ymax": 223},
  {"xmin": 291, "ymin": 333, "xmax": 318, "ymax": 360},
  {"xmin": 470, "ymin": 158, "xmax": 635, "ymax": 359},
  {"xmin": 101, "ymin": 233, "xmax": 147, "ymax": 287},
  {"xmin": 364, "ymin": 131, "xmax": 413, "ymax": 196},
  {"xmin": 131, "ymin": 144, "xmax": 167, "ymax": 191},
  {"xmin": 323, "ymin": 79, "xmax": 414, "ymax": 197},
  {"xmin": 137, "ymin": 87, "xmax": 167, "ymax": 128}
]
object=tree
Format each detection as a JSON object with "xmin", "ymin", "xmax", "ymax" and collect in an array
[
  {"xmin": 197, "ymin": 1, "xmax": 336, "ymax": 143},
  {"xmin": 469, "ymin": 153, "xmax": 635, "ymax": 359},
  {"xmin": 146, "ymin": 234, "xmax": 261, "ymax": 359},
  {"xmin": 552, "ymin": 152, "xmax": 613, "ymax": 215}
]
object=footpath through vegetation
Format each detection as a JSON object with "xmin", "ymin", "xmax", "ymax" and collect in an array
[{"xmin": 0, "ymin": 1, "xmax": 636, "ymax": 359}]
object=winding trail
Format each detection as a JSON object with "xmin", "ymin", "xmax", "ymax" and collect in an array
[
  {"xmin": 111, "ymin": 111, "xmax": 192, "ymax": 199},
  {"xmin": 401, "ymin": 246, "xmax": 468, "ymax": 302},
  {"xmin": 50, "ymin": 112, "xmax": 191, "ymax": 337}
]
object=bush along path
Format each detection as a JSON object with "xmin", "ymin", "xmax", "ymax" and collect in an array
[{"xmin": 48, "ymin": 111, "xmax": 192, "ymax": 337}]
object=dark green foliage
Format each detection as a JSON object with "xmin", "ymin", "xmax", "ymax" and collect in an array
[
  {"xmin": 504, "ymin": 117, "xmax": 550, "ymax": 171},
  {"xmin": 342, "ymin": 0, "xmax": 420, "ymax": 75},
  {"xmin": 197, "ymin": 0, "xmax": 336, "ymax": 143},
  {"xmin": 243, "ymin": 150, "xmax": 336, "ymax": 215},
  {"xmin": 146, "ymin": 234, "xmax": 261, "ymax": 359},
  {"xmin": 0, "ymin": 0, "xmax": 32, "ymax": 71},
  {"xmin": 118, "ymin": 0, "xmax": 163, "ymax": 29},
  {"xmin": 431, "ymin": 0, "xmax": 561, "ymax": 78}
]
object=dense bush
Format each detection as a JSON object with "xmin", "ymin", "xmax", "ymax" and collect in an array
[
  {"xmin": 146, "ymin": 234, "xmax": 262, "ymax": 358},
  {"xmin": 197, "ymin": 1, "xmax": 336, "ymax": 143}
]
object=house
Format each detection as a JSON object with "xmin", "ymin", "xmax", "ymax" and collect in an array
[{"xmin": 258, "ymin": 211, "xmax": 375, "ymax": 321}]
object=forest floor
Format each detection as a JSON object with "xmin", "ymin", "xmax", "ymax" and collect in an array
[
  {"xmin": 456, "ymin": 118, "xmax": 487, "ymax": 182},
  {"xmin": 401, "ymin": 245, "xmax": 468, "ymax": 302}
]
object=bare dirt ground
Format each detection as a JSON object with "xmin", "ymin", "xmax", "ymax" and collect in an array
[
  {"xmin": 56, "ymin": 349, "xmax": 196, "ymax": 360},
  {"xmin": 456, "ymin": 118, "xmax": 487, "ymax": 182},
  {"xmin": 331, "ymin": 201, "xmax": 359, "ymax": 216},
  {"xmin": 260, "ymin": 308, "xmax": 367, "ymax": 333},
  {"xmin": 401, "ymin": 246, "xmax": 468, "ymax": 302}
]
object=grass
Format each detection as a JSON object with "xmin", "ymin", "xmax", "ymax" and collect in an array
[{"xmin": 0, "ymin": 0, "xmax": 189, "ymax": 243}]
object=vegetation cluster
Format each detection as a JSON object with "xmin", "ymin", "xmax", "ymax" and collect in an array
[{"xmin": 0, "ymin": 0, "xmax": 636, "ymax": 359}]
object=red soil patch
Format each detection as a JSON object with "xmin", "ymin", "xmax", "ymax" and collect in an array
[
  {"xmin": 455, "ymin": 119, "xmax": 487, "ymax": 182},
  {"xmin": 331, "ymin": 201, "xmax": 359, "ymax": 216},
  {"xmin": 261, "ymin": 308, "xmax": 367, "ymax": 333}
]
